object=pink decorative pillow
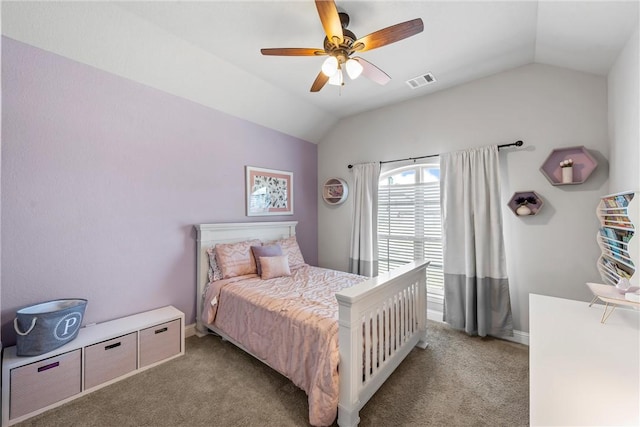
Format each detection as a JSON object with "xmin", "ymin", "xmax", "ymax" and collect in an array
[
  {"xmin": 215, "ymin": 239, "xmax": 261, "ymax": 279},
  {"xmin": 271, "ymin": 235, "xmax": 305, "ymax": 269},
  {"xmin": 206, "ymin": 247, "xmax": 224, "ymax": 282},
  {"xmin": 260, "ymin": 256, "xmax": 291, "ymax": 280},
  {"xmin": 251, "ymin": 244, "xmax": 283, "ymax": 276}
]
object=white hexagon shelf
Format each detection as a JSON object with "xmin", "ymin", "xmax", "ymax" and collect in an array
[
  {"xmin": 508, "ymin": 191, "xmax": 544, "ymax": 216},
  {"xmin": 540, "ymin": 146, "xmax": 598, "ymax": 185}
]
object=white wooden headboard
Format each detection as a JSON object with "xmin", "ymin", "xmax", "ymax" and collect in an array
[{"xmin": 194, "ymin": 221, "xmax": 297, "ymax": 334}]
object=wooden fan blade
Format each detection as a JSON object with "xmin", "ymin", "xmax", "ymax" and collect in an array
[
  {"xmin": 354, "ymin": 57, "xmax": 391, "ymax": 85},
  {"xmin": 352, "ymin": 18, "xmax": 424, "ymax": 52},
  {"xmin": 315, "ymin": 0, "xmax": 343, "ymax": 46},
  {"xmin": 310, "ymin": 71, "xmax": 330, "ymax": 92},
  {"xmin": 261, "ymin": 48, "xmax": 326, "ymax": 56}
]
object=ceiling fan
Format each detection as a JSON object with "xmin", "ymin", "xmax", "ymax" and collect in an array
[{"xmin": 260, "ymin": 0, "xmax": 424, "ymax": 92}]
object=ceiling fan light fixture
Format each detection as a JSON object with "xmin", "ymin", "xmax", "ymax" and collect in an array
[
  {"xmin": 321, "ymin": 56, "xmax": 339, "ymax": 77},
  {"xmin": 260, "ymin": 1, "xmax": 424, "ymax": 93},
  {"xmin": 345, "ymin": 58, "xmax": 363, "ymax": 79},
  {"xmin": 328, "ymin": 68, "xmax": 344, "ymax": 86}
]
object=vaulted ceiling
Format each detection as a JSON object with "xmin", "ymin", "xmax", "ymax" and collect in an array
[{"xmin": 3, "ymin": 1, "xmax": 639, "ymax": 143}]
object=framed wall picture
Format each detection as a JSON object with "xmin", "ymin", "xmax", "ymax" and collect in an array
[{"xmin": 246, "ymin": 166, "xmax": 294, "ymax": 216}]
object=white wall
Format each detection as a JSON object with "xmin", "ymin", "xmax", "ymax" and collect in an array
[
  {"xmin": 318, "ymin": 63, "xmax": 609, "ymax": 333},
  {"xmin": 607, "ymin": 25, "xmax": 640, "ymax": 292},
  {"xmin": 608, "ymin": 25, "xmax": 639, "ymax": 194}
]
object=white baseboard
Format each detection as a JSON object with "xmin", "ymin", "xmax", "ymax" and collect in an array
[
  {"xmin": 185, "ymin": 323, "xmax": 196, "ymax": 338},
  {"xmin": 427, "ymin": 310, "xmax": 529, "ymax": 346},
  {"xmin": 185, "ymin": 316, "xmax": 530, "ymax": 345},
  {"xmin": 507, "ymin": 329, "xmax": 529, "ymax": 346}
]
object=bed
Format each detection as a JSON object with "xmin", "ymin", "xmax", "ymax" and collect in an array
[{"xmin": 195, "ymin": 221, "xmax": 429, "ymax": 427}]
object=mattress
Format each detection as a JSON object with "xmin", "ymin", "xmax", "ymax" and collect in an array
[{"xmin": 202, "ymin": 264, "xmax": 367, "ymax": 426}]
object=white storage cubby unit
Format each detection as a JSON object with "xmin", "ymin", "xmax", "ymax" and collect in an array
[
  {"xmin": 2, "ymin": 306, "xmax": 184, "ymax": 426},
  {"xmin": 596, "ymin": 191, "xmax": 638, "ymax": 288}
]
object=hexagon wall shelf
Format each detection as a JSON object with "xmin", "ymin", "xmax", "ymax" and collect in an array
[
  {"xmin": 508, "ymin": 191, "xmax": 544, "ymax": 216},
  {"xmin": 540, "ymin": 146, "xmax": 598, "ymax": 185}
]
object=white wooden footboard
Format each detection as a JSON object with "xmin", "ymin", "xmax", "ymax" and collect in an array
[{"xmin": 336, "ymin": 260, "xmax": 429, "ymax": 427}]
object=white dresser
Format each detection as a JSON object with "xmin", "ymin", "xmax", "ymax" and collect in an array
[{"xmin": 530, "ymin": 294, "xmax": 640, "ymax": 426}]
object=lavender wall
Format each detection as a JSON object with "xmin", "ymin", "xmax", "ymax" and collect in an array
[{"xmin": 1, "ymin": 37, "xmax": 318, "ymax": 344}]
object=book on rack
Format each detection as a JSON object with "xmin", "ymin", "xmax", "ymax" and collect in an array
[{"xmin": 603, "ymin": 193, "xmax": 634, "ymax": 208}]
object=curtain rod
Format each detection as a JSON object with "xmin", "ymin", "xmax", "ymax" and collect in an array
[{"xmin": 347, "ymin": 140, "xmax": 524, "ymax": 169}]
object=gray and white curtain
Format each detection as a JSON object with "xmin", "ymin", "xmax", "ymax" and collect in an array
[
  {"xmin": 440, "ymin": 145, "xmax": 513, "ymax": 337},
  {"xmin": 349, "ymin": 162, "xmax": 380, "ymax": 277}
]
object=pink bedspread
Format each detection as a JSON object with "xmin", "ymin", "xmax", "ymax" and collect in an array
[{"xmin": 202, "ymin": 265, "xmax": 366, "ymax": 426}]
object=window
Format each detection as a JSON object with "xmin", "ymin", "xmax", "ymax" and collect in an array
[{"xmin": 378, "ymin": 162, "xmax": 443, "ymax": 298}]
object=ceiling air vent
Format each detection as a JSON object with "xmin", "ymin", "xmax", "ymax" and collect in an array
[{"xmin": 406, "ymin": 72, "xmax": 436, "ymax": 89}]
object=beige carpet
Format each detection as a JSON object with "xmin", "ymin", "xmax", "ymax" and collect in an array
[{"xmin": 16, "ymin": 321, "xmax": 529, "ymax": 426}]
